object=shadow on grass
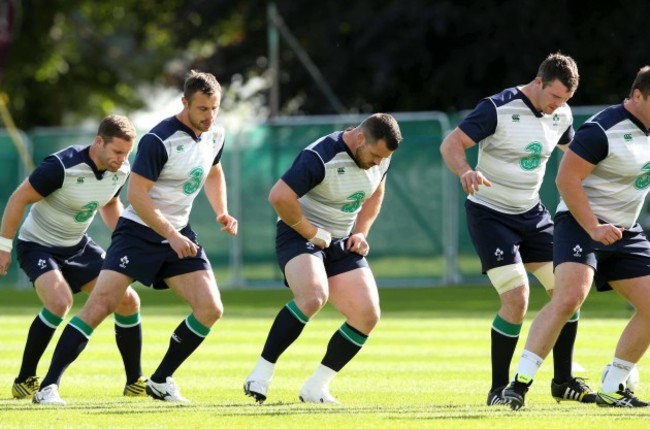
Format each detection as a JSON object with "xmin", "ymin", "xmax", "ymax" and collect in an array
[{"xmin": 2, "ymin": 399, "xmax": 649, "ymax": 420}]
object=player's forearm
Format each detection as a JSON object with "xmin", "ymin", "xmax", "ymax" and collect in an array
[
  {"xmin": 205, "ymin": 173, "xmax": 229, "ymax": 216},
  {"xmin": 353, "ymin": 187, "xmax": 384, "ymax": 237},
  {"xmin": 0, "ymin": 194, "xmax": 29, "ymax": 240},
  {"xmin": 558, "ymin": 177, "xmax": 599, "ymax": 233},
  {"xmin": 98, "ymin": 199, "xmax": 124, "ymax": 231},
  {"xmin": 130, "ymin": 194, "xmax": 178, "ymax": 239}
]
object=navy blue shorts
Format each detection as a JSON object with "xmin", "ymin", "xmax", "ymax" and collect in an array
[
  {"xmin": 16, "ymin": 234, "xmax": 104, "ymax": 293},
  {"xmin": 465, "ymin": 200, "xmax": 554, "ymax": 273},
  {"xmin": 103, "ymin": 218, "xmax": 211, "ymax": 289},
  {"xmin": 275, "ymin": 221, "xmax": 368, "ymax": 286},
  {"xmin": 553, "ymin": 211, "xmax": 650, "ymax": 291}
]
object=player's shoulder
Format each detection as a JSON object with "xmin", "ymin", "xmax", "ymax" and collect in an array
[
  {"xmin": 486, "ymin": 87, "xmax": 523, "ymax": 108},
  {"xmin": 585, "ymin": 104, "xmax": 628, "ymax": 131},
  {"xmin": 305, "ymin": 131, "xmax": 345, "ymax": 164},
  {"xmin": 51, "ymin": 145, "xmax": 89, "ymax": 169}
]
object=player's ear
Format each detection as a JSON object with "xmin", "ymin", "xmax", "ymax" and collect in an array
[{"xmin": 181, "ymin": 96, "xmax": 189, "ymax": 108}]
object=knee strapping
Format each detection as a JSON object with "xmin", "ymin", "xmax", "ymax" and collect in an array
[
  {"xmin": 488, "ymin": 264, "xmax": 528, "ymax": 295},
  {"xmin": 532, "ymin": 263, "xmax": 555, "ymax": 291}
]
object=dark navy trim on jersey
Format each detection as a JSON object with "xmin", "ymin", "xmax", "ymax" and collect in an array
[
  {"xmin": 28, "ymin": 145, "xmax": 107, "ymax": 197},
  {"xmin": 459, "ymin": 87, "xmax": 538, "ymax": 143},
  {"xmin": 132, "ymin": 133, "xmax": 169, "ymax": 182},
  {"xmin": 458, "ymin": 99, "xmax": 498, "ymax": 143},
  {"xmin": 569, "ymin": 123, "xmax": 609, "ymax": 165},
  {"xmin": 28, "ymin": 156, "xmax": 65, "ymax": 197},
  {"xmin": 281, "ymin": 132, "xmax": 345, "ymax": 197}
]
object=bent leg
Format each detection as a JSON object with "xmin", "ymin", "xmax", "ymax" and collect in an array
[
  {"xmin": 149, "ymin": 269, "xmax": 222, "ymax": 383},
  {"xmin": 39, "ymin": 270, "xmax": 132, "ymax": 390}
]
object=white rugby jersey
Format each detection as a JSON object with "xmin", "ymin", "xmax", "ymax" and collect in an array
[
  {"xmin": 122, "ymin": 116, "xmax": 225, "ymax": 230},
  {"xmin": 281, "ymin": 131, "xmax": 390, "ymax": 238},
  {"xmin": 19, "ymin": 145, "xmax": 129, "ymax": 247},
  {"xmin": 557, "ymin": 104, "xmax": 650, "ymax": 228},
  {"xmin": 459, "ymin": 87, "xmax": 574, "ymax": 214}
]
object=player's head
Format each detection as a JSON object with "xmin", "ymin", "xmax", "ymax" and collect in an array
[
  {"xmin": 94, "ymin": 114, "xmax": 136, "ymax": 172},
  {"xmin": 354, "ymin": 113, "xmax": 402, "ymax": 169},
  {"xmin": 531, "ymin": 52, "xmax": 579, "ymax": 114},
  {"xmin": 181, "ymin": 70, "xmax": 222, "ymax": 133},
  {"xmin": 629, "ymin": 65, "xmax": 650, "ymax": 99},
  {"xmin": 537, "ymin": 52, "xmax": 580, "ymax": 93}
]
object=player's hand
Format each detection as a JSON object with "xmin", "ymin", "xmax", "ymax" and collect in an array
[
  {"xmin": 590, "ymin": 224, "xmax": 624, "ymax": 246},
  {"xmin": 168, "ymin": 232, "xmax": 199, "ymax": 259},
  {"xmin": 460, "ymin": 170, "xmax": 492, "ymax": 195},
  {"xmin": 347, "ymin": 232, "xmax": 370, "ymax": 256},
  {"xmin": 217, "ymin": 213, "xmax": 238, "ymax": 236},
  {"xmin": 309, "ymin": 228, "xmax": 332, "ymax": 249},
  {"xmin": 0, "ymin": 250, "xmax": 11, "ymax": 276}
]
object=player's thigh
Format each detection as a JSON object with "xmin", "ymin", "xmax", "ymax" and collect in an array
[
  {"xmin": 166, "ymin": 269, "xmax": 222, "ymax": 312},
  {"xmin": 328, "ymin": 267, "xmax": 380, "ymax": 332},
  {"xmin": 611, "ymin": 275, "xmax": 650, "ymax": 314},
  {"xmin": 285, "ymin": 253, "xmax": 329, "ymax": 301},
  {"xmin": 34, "ymin": 270, "xmax": 74, "ymax": 315}
]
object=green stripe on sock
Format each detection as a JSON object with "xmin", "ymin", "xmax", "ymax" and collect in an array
[
  {"xmin": 40, "ymin": 308, "xmax": 64, "ymax": 328},
  {"xmin": 70, "ymin": 316, "xmax": 94, "ymax": 338},
  {"xmin": 185, "ymin": 313, "xmax": 210, "ymax": 337},
  {"xmin": 114, "ymin": 312, "xmax": 141, "ymax": 328},
  {"xmin": 285, "ymin": 300, "xmax": 309, "ymax": 324},
  {"xmin": 568, "ymin": 310, "xmax": 580, "ymax": 322},
  {"xmin": 492, "ymin": 314, "xmax": 521, "ymax": 337},
  {"xmin": 339, "ymin": 323, "xmax": 367, "ymax": 347}
]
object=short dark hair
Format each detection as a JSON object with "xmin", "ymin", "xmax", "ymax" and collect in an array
[
  {"xmin": 184, "ymin": 70, "xmax": 222, "ymax": 100},
  {"xmin": 629, "ymin": 65, "xmax": 650, "ymax": 98},
  {"xmin": 97, "ymin": 114, "xmax": 136, "ymax": 143},
  {"xmin": 359, "ymin": 113, "xmax": 403, "ymax": 151},
  {"xmin": 537, "ymin": 52, "xmax": 580, "ymax": 92}
]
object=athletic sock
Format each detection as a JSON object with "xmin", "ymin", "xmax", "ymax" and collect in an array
[
  {"xmin": 260, "ymin": 300, "xmax": 309, "ymax": 363},
  {"xmin": 150, "ymin": 313, "xmax": 209, "ymax": 383},
  {"xmin": 114, "ymin": 312, "xmax": 143, "ymax": 384},
  {"xmin": 602, "ymin": 357, "xmax": 635, "ymax": 393},
  {"xmin": 514, "ymin": 349, "xmax": 544, "ymax": 383},
  {"xmin": 16, "ymin": 308, "xmax": 63, "ymax": 381},
  {"xmin": 552, "ymin": 311, "xmax": 579, "ymax": 383},
  {"xmin": 321, "ymin": 322, "xmax": 367, "ymax": 371},
  {"xmin": 40, "ymin": 316, "xmax": 92, "ymax": 387},
  {"xmin": 490, "ymin": 314, "xmax": 521, "ymax": 391}
]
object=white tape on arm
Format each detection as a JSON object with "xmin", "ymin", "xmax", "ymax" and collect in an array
[
  {"xmin": 309, "ymin": 228, "xmax": 332, "ymax": 248},
  {"xmin": 0, "ymin": 236, "xmax": 13, "ymax": 252}
]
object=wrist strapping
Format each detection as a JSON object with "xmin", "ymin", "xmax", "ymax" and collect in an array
[{"xmin": 0, "ymin": 236, "xmax": 13, "ymax": 252}]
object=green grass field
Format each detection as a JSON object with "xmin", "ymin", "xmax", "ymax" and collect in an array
[{"xmin": 1, "ymin": 284, "xmax": 649, "ymax": 428}]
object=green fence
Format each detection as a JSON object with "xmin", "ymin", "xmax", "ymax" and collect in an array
[{"xmin": 0, "ymin": 108, "xmax": 606, "ymax": 289}]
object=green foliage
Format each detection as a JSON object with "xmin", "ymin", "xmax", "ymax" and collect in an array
[{"xmin": 2, "ymin": 1, "xmax": 650, "ymax": 129}]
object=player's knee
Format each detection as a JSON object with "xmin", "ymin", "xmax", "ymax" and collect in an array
[
  {"xmin": 194, "ymin": 299, "xmax": 223, "ymax": 326},
  {"xmin": 359, "ymin": 307, "xmax": 381, "ymax": 332},
  {"xmin": 45, "ymin": 295, "xmax": 74, "ymax": 318},
  {"xmin": 297, "ymin": 292, "xmax": 328, "ymax": 316},
  {"xmin": 117, "ymin": 287, "xmax": 141, "ymax": 314}
]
